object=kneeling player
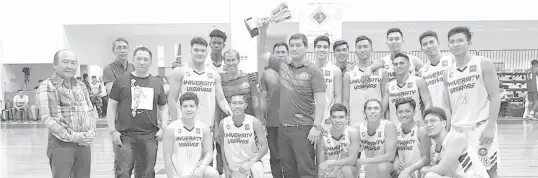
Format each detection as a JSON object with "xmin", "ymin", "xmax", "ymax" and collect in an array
[
  {"xmin": 420, "ymin": 107, "xmax": 490, "ymax": 178},
  {"xmin": 353, "ymin": 99, "xmax": 397, "ymax": 178},
  {"xmin": 393, "ymin": 98, "xmax": 432, "ymax": 178},
  {"xmin": 163, "ymin": 92, "xmax": 220, "ymax": 178},
  {"xmin": 219, "ymin": 94, "xmax": 268, "ymax": 178},
  {"xmin": 317, "ymin": 103, "xmax": 360, "ymax": 178}
]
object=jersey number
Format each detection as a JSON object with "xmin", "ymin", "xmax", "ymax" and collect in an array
[
  {"xmin": 459, "ymin": 92, "xmax": 469, "ymax": 104},
  {"xmin": 187, "ymin": 150, "xmax": 193, "ymax": 159}
]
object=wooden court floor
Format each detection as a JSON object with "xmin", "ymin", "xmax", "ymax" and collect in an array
[{"xmin": 0, "ymin": 120, "xmax": 537, "ymax": 178}]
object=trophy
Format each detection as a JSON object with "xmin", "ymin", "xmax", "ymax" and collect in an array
[{"xmin": 244, "ymin": 2, "xmax": 292, "ymax": 38}]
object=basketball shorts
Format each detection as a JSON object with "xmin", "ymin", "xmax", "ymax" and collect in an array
[{"xmin": 452, "ymin": 119, "xmax": 499, "ymax": 170}]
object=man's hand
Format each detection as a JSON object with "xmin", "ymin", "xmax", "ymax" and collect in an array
[
  {"xmin": 393, "ymin": 158, "xmax": 405, "ymax": 172},
  {"xmin": 480, "ymin": 121, "xmax": 496, "ymax": 145},
  {"xmin": 307, "ymin": 126, "xmax": 321, "ymax": 144},
  {"xmin": 318, "ymin": 160, "xmax": 334, "ymax": 173},
  {"xmin": 398, "ymin": 168, "xmax": 412, "ymax": 178},
  {"xmin": 77, "ymin": 133, "xmax": 94, "ymax": 146},
  {"xmin": 239, "ymin": 161, "xmax": 255, "ymax": 175},
  {"xmin": 155, "ymin": 129, "xmax": 164, "ymax": 142},
  {"xmin": 110, "ymin": 131, "xmax": 123, "ymax": 147},
  {"xmin": 190, "ymin": 166, "xmax": 205, "ymax": 178}
]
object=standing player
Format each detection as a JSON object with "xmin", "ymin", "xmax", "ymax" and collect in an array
[
  {"xmin": 353, "ymin": 99, "xmax": 397, "ymax": 178},
  {"xmin": 420, "ymin": 107, "xmax": 490, "ymax": 178},
  {"xmin": 314, "ymin": 36, "xmax": 343, "ymax": 133},
  {"xmin": 168, "ymin": 37, "xmax": 232, "ymax": 126},
  {"xmin": 525, "ymin": 60, "xmax": 538, "ymax": 120},
  {"xmin": 393, "ymin": 98, "xmax": 432, "ymax": 178},
  {"xmin": 163, "ymin": 92, "xmax": 220, "ymax": 178},
  {"xmin": 418, "ymin": 30, "xmax": 454, "ymax": 113},
  {"xmin": 220, "ymin": 94, "xmax": 268, "ymax": 178},
  {"xmin": 207, "ymin": 29, "xmax": 227, "ymax": 73},
  {"xmin": 332, "ymin": 40, "xmax": 354, "ymax": 74},
  {"xmin": 344, "ymin": 36, "xmax": 388, "ymax": 124},
  {"xmin": 443, "ymin": 27, "xmax": 500, "ymax": 178},
  {"xmin": 383, "ymin": 53, "xmax": 432, "ymax": 125},
  {"xmin": 317, "ymin": 104, "xmax": 360, "ymax": 178}
]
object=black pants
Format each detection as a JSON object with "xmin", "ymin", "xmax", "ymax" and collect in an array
[
  {"xmin": 267, "ymin": 126, "xmax": 283, "ymax": 178},
  {"xmin": 101, "ymin": 96, "xmax": 108, "ymax": 117},
  {"xmin": 47, "ymin": 134, "xmax": 91, "ymax": 178}
]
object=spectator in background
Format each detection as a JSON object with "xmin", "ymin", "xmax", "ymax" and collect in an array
[
  {"xmin": 30, "ymin": 86, "xmax": 40, "ymax": 121},
  {"xmin": 82, "ymin": 74, "xmax": 91, "ymax": 92},
  {"xmin": 100, "ymin": 76, "xmax": 108, "ymax": 117},
  {"xmin": 13, "ymin": 89, "xmax": 29, "ymax": 123},
  {"xmin": 90, "ymin": 76, "xmax": 103, "ymax": 118},
  {"xmin": 525, "ymin": 59, "xmax": 538, "ymax": 120},
  {"xmin": 161, "ymin": 76, "xmax": 170, "ymax": 97},
  {"xmin": 103, "ymin": 38, "xmax": 135, "ymax": 94}
]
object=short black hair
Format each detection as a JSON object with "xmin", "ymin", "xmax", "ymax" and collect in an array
[
  {"xmin": 190, "ymin": 37, "xmax": 209, "ymax": 47},
  {"xmin": 91, "ymin": 76, "xmax": 96, "ymax": 78},
  {"xmin": 112, "ymin": 38, "xmax": 129, "ymax": 51},
  {"xmin": 330, "ymin": 103, "xmax": 348, "ymax": 116},
  {"xmin": 448, "ymin": 26, "xmax": 472, "ymax": 41},
  {"xmin": 133, "ymin": 46, "xmax": 153, "ymax": 59},
  {"xmin": 423, "ymin": 107, "xmax": 448, "ymax": 121},
  {"xmin": 83, "ymin": 74, "xmax": 88, "ymax": 79},
  {"xmin": 180, "ymin": 92, "xmax": 199, "ymax": 106},
  {"xmin": 363, "ymin": 99, "xmax": 382, "ymax": 112},
  {"xmin": 333, "ymin": 40, "xmax": 349, "ymax": 51},
  {"xmin": 209, "ymin": 29, "xmax": 228, "ymax": 42},
  {"xmin": 229, "ymin": 94, "xmax": 246, "ymax": 102},
  {"xmin": 395, "ymin": 98, "xmax": 416, "ymax": 110},
  {"xmin": 386, "ymin": 28, "xmax": 403, "ymax": 38},
  {"xmin": 419, "ymin": 30, "xmax": 439, "ymax": 44},
  {"xmin": 38, "ymin": 80, "xmax": 43, "ymax": 83},
  {"xmin": 355, "ymin": 35, "xmax": 372, "ymax": 46},
  {"xmin": 394, "ymin": 52, "xmax": 410, "ymax": 62},
  {"xmin": 532, "ymin": 60, "xmax": 538, "ymax": 65},
  {"xmin": 314, "ymin": 36, "xmax": 330, "ymax": 48},
  {"xmin": 289, "ymin": 33, "xmax": 308, "ymax": 47},
  {"xmin": 18, "ymin": 89, "xmax": 23, "ymax": 92},
  {"xmin": 273, "ymin": 42, "xmax": 289, "ymax": 52}
]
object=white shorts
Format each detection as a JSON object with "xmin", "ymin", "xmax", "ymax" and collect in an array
[{"xmin": 452, "ymin": 120, "xmax": 499, "ymax": 170}]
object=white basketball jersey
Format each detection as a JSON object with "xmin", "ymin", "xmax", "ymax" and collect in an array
[
  {"xmin": 446, "ymin": 56, "xmax": 490, "ymax": 128},
  {"xmin": 420, "ymin": 55, "xmax": 453, "ymax": 109},
  {"xmin": 322, "ymin": 127, "xmax": 351, "ymax": 178},
  {"xmin": 387, "ymin": 76, "xmax": 422, "ymax": 124},
  {"xmin": 396, "ymin": 123, "xmax": 421, "ymax": 178},
  {"xmin": 171, "ymin": 120, "xmax": 206, "ymax": 177},
  {"xmin": 181, "ymin": 66, "xmax": 217, "ymax": 127},
  {"xmin": 382, "ymin": 54, "xmax": 417, "ymax": 82},
  {"xmin": 359, "ymin": 120, "xmax": 390, "ymax": 158},
  {"xmin": 321, "ymin": 63, "xmax": 338, "ymax": 132},
  {"xmin": 431, "ymin": 131, "xmax": 490, "ymax": 178},
  {"xmin": 349, "ymin": 67, "xmax": 384, "ymax": 125},
  {"xmin": 222, "ymin": 115, "xmax": 258, "ymax": 178}
]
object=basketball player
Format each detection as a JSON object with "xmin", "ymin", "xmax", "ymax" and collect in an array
[
  {"xmin": 163, "ymin": 92, "xmax": 220, "ymax": 178},
  {"xmin": 367, "ymin": 28, "xmax": 424, "ymax": 81},
  {"xmin": 219, "ymin": 94, "xmax": 268, "ymax": 178},
  {"xmin": 317, "ymin": 104, "xmax": 360, "ymax": 178},
  {"xmin": 418, "ymin": 30, "xmax": 454, "ymax": 117},
  {"xmin": 443, "ymin": 27, "xmax": 500, "ymax": 178},
  {"xmin": 393, "ymin": 98, "xmax": 432, "ymax": 178},
  {"xmin": 383, "ymin": 53, "xmax": 432, "ymax": 125},
  {"xmin": 314, "ymin": 35, "xmax": 343, "ymax": 134},
  {"xmin": 344, "ymin": 35, "xmax": 388, "ymax": 125},
  {"xmin": 333, "ymin": 40, "xmax": 355, "ymax": 74},
  {"xmin": 168, "ymin": 37, "xmax": 232, "ymax": 127},
  {"xmin": 525, "ymin": 60, "xmax": 538, "ymax": 120},
  {"xmin": 420, "ymin": 107, "xmax": 490, "ymax": 178},
  {"xmin": 353, "ymin": 99, "xmax": 397, "ymax": 178},
  {"xmin": 207, "ymin": 29, "xmax": 227, "ymax": 73}
]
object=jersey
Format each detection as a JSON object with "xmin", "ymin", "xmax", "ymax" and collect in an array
[
  {"xmin": 322, "ymin": 127, "xmax": 351, "ymax": 178},
  {"xmin": 359, "ymin": 120, "xmax": 390, "ymax": 178},
  {"xmin": 321, "ymin": 63, "xmax": 338, "ymax": 133},
  {"xmin": 387, "ymin": 75, "xmax": 422, "ymax": 125},
  {"xmin": 206, "ymin": 56, "xmax": 225, "ymax": 73},
  {"xmin": 430, "ymin": 131, "xmax": 490, "ymax": 178},
  {"xmin": 526, "ymin": 68, "xmax": 538, "ymax": 92},
  {"xmin": 170, "ymin": 120, "xmax": 207, "ymax": 177},
  {"xmin": 349, "ymin": 67, "xmax": 384, "ymax": 125},
  {"xmin": 396, "ymin": 123, "xmax": 421, "ymax": 178},
  {"xmin": 446, "ymin": 55, "xmax": 490, "ymax": 128},
  {"xmin": 420, "ymin": 55, "xmax": 453, "ymax": 109},
  {"xmin": 181, "ymin": 66, "xmax": 218, "ymax": 127},
  {"xmin": 382, "ymin": 54, "xmax": 418, "ymax": 82},
  {"xmin": 222, "ymin": 115, "xmax": 259, "ymax": 178}
]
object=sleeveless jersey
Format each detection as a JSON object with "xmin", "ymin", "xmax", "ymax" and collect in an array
[
  {"xmin": 420, "ymin": 55, "xmax": 454, "ymax": 109},
  {"xmin": 171, "ymin": 120, "xmax": 206, "ymax": 177},
  {"xmin": 526, "ymin": 69, "xmax": 537, "ymax": 92},
  {"xmin": 387, "ymin": 75, "xmax": 422, "ymax": 124},
  {"xmin": 359, "ymin": 120, "xmax": 390, "ymax": 158},
  {"xmin": 446, "ymin": 56, "xmax": 490, "ymax": 128},
  {"xmin": 322, "ymin": 127, "xmax": 351, "ymax": 178},
  {"xmin": 382, "ymin": 54, "xmax": 417, "ymax": 82},
  {"xmin": 430, "ymin": 131, "xmax": 490, "ymax": 178},
  {"xmin": 321, "ymin": 63, "xmax": 338, "ymax": 132},
  {"xmin": 348, "ymin": 67, "xmax": 384, "ymax": 125},
  {"xmin": 181, "ymin": 66, "xmax": 218, "ymax": 127},
  {"xmin": 222, "ymin": 115, "xmax": 259, "ymax": 178},
  {"xmin": 396, "ymin": 123, "xmax": 421, "ymax": 178}
]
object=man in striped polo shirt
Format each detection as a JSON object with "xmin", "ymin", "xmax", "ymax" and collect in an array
[{"xmin": 259, "ymin": 23, "xmax": 327, "ymax": 178}]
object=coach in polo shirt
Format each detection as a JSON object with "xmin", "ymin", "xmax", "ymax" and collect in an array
[
  {"xmin": 103, "ymin": 38, "xmax": 135, "ymax": 94},
  {"xmin": 264, "ymin": 33, "xmax": 327, "ymax": 178}
]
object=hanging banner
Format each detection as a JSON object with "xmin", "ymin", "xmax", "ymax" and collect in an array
[{"xmin": 299, "ymin": 1, "xmax": 343, "ymax": 46}]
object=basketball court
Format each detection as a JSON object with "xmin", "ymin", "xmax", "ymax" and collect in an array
[{"xmin": 1, "ymin": 119, "xmax": 537, "ymax": 178}]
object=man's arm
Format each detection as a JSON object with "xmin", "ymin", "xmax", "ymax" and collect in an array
[
  {"xmin": 316, "ymin": 135, "xmax": 326, "ymax": 166},
  {"xmin": 258, "ymin": 73, "xmax": 269, "ymax": 125},
  {"xmin": 403, "ymin": 127, "xmax": 432, "ymax": 172},
  {"xmin": 482, "ymin": 58, "xmax": 501, "ymax": 124},
  {"xmin": 326, "ymin": 128, "xmax": 361, "ymax": 166},
  {"xmin": 102, "ymin": 65, "xmax": 115, "ymax": 94},
  {"xmin": 312, "ymin": 68, "xmax": 328, "ymax": 127},
  {"xmin": 82, "ymin": 85, "xmax": 98, "ymax": 136},
  {"xmin": 249, "ymin": 73, "xmax": 261, "ymax": 120},
  {"xmin": 257, "ymin": 22, "xmax": 270, "ymax": 67},
  {"xmin": 218, "ymin": 120, "xmax": 230, "ymax": 174},
  {"xmin": 369, "ymin": 58, "xmax": 386, "ymax": 72},
  {"xmin": 342, "ymin": 72, "xmax": 351, "ymax": 109},
  {"xmin": 37, "ymin": 81, "xmax": 82, "ymax": 143},
  {"xmin": 168, "ymin": 67, "xmax": 185, "ymax": 122},
  {"xmin": 426, "ymin": 133, "xmax": 467, "ymax": 175},
  {"xmin": 361, "ymin": 122, "xmax": 397, "ymax": 164},
  {"xmin": 380, "ymin": 71, "xmax": 389, "ymax": 98},
  {"xmin": 158, "ymin": 84, "xmax": 170, "ymax": 128},
  {"xmin": 333, "ymin": 68, "xmax": 343, "ymax": 104},
  {"xmin": 214, "ymin": 74, "xmax": 232, "ymax": 116},
  {"xmin": 250, "ymin": 118, "xmax": 268, "ymax": 162},
  {"xmin": 382, "ymin": 82, "xmax": 391, "ymax": 118},
  {"xmin": 416, "ymin": 78, "xmax": 433, "ymax": 109},
  {"xmin": 200, "ymin": 127, "xmax": 215, "ymax": 168},
  {"xmin": 163, "ymin": 125, "xmax": 177, "ymax": 178},
  {"xmin": 106, "ymin": 99, "xmax": 119, "ymax": 133},
  {"xmin": 411, "ymin": 56, "xmax": 424, "ymax": 73},
  {"xmin": 442, "ymin": 71, "xmax": 452, "ymax": 129}
]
